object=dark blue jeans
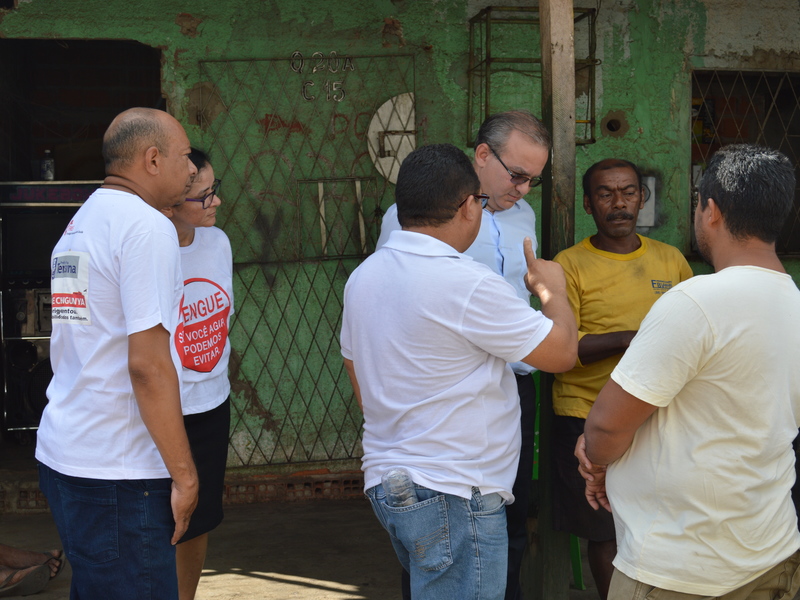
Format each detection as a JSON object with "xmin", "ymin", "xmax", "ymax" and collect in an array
[{"xmin": 39, "ymin": 464, "xmax": 178, "ymax": 600}]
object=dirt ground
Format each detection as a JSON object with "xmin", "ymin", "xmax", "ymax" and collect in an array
[
  {"xmin": 1, "ymin": 434, "xmax": 597, "ymax": 600},
  {"xmin": 1, "ymin": 499, "xmax": 599, "ymax": 600},
  {"xmin": 1, "ymin": 500, "xmax": 402, "ymax": 600}
]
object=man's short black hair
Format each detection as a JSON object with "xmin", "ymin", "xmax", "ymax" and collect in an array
[
  {"xmin": 396, "ymin": 144, "xmax": 480, "ymax": 228},
  {"xmin": 582, "ymin": 159, "xmax": 643, "ymax": 199},
  {"xmin": 698, "ymin": 144, "xmax": 795, "ymax": 243}
]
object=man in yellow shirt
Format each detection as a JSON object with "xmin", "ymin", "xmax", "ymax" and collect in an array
[{"xmin": 551, "ymin": 158, "xmax": 692, "ymax": 600}]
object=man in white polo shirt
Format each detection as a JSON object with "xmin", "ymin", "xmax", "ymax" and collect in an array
[
  {"xmin": 377, "ymin": 111, "xmax": 550, "ymax": 600},
  {"xmin": 341, "ymin": 143, "xmax": 577, "ymax": 599}
]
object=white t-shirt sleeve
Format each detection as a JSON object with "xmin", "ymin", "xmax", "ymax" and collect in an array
[
  {"xmin": 460, "ymin": 273, "xmax": 553, "ymax": 363},
  {"xmin": 221, "ymin": 229, "xmax": 235, "ymax": 317},
  {"xmin": 340, "ymin": 276, "xmax": 354, "ymax": 360},
  {"xmin": 611, "ymin": 289, "xmax": 714, "ymax": 408},
  {"xmin": 120, "ymin": 228, "xmax": 181, "ymax": 335}
]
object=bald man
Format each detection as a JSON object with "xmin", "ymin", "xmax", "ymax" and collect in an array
[{"xmin": 36, "ymin": 108, "xmax": 199, "ymax": 600}]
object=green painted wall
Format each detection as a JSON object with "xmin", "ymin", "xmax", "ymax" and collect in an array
[{"xmin": 2, "ymin": 0, "xmax": 796, "ymax": 473}]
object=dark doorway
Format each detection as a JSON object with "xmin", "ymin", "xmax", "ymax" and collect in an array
[
  {"xmin": 0, "ymin": 39, "xmax": 162, "ymax": 182},
  {"xmin": 0, "ymin": 39, "xmax": 162, "ymax": 433}
]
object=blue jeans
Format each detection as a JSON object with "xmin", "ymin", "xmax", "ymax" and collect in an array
[
  {"xmin": 367, "ymin": 482, "xmax": 508, "ymax": 600},
  {"xmin": 39, "ymin": 464, "xmax": 178, "ymax": 600}
]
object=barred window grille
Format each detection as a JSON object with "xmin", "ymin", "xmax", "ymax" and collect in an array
[{"xmin": 691, "ymin": 70, "xmax": 800, "ymax": 254}]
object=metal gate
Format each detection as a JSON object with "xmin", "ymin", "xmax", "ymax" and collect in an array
[{"xmin": 198, "ymin": 54, "xmax": 415, "ymax": 468}]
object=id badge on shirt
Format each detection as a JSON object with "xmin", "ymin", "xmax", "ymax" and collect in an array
[{"xmin": 51, "ymin": 251, "xmax": 91, "ymax": 325}]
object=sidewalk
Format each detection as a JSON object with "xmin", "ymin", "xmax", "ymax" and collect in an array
[{"xmin": 1, "ymin": 499, "xmax": 597, "ymax": 599}]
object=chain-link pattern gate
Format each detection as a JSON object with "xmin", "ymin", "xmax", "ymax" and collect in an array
[{"xmin": 198, "ymin": 55, "xmax": 415, "ymax": 468}]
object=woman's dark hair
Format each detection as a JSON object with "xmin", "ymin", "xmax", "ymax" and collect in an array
[{"xmin": 189, "ymin": 147, "xmax": 210, "ymax": 171}]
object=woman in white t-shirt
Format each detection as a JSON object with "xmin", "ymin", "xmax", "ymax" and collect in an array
[{"xmin": 162, "ymin": 149, "xmax": 234, "ymax": 600}]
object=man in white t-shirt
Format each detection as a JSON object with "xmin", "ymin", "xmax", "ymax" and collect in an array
[
  {"xmin": 341, "ymin": 143, "xmax": 577, "ymax": 600},
  {"xmin": 376, "ymin": 111, "xmax": 550, "ymax": 600},
  {"xmin": 578, "ymin": 144, "xmax": 800, "ymax": 600},
  {"xmin": 36, "ymin": 108, "xmax": 199, "ymax": 600}
]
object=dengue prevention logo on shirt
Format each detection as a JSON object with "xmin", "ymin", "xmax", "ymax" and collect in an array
[
  {"xmin": 51, "ymin": 251, "xmax": 91, "ymax": 325},
  {"xmin": 175, "ymin": 278, "xmax": 231, "ymax": 373}
]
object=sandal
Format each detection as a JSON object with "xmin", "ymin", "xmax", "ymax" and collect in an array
[
  {"xmin": 0, "ymin": 564, "xmax": 50, "ymax": 597},
  {"xmin": 41, "ymin": 550, "xmax": 66, "ymax": 579}
]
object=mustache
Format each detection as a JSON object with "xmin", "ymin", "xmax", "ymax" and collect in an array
[{"xmin": 606, "ymin": 211, "xmax": 635, "ymax": 221}]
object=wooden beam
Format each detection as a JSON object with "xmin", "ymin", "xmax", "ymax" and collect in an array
[{"xmin": 540, "ymin": 0, "xmax": 576, "ymax": 259}]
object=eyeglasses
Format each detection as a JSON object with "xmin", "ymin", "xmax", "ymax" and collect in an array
[
  {"xmin": 185, "ymin": 178, "xmax": 221, "ymax": 209},
  {"xmin": 458, "ymin": 193, "xmax": 491, "ymax": 209},
  {"xmin": 488, "ymin": 146, "xmax": 543, "ymax": 188}
]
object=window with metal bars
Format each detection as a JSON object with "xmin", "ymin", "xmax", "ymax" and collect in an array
[{"xmin": 691, "ymin": 70, "xmax": 800, "ymax": 254}]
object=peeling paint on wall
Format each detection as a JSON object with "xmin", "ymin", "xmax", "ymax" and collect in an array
[
  {"xmin": 381, "ymin": 17, "xmax": 406, "ymax": 47},
  {"xmin": 187, "ymin": 80, "xmax": 224, "ymax": 127},
  {"xmin": 701, "ymin": 48, "xmax": 800, "ymax": 71},
  {"xmin": 699, "ymin": 0, "xmax": 800, "ymax": 65},
  {"xmin": 175, "ymin": 12, "xmax": 202, "ymax": 38},
  {"xmin": 257, "ymin": 113, "xmax": 311, "ymax": 136}
]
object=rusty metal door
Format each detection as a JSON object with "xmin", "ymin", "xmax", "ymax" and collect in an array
[{"xmin": 198, "ymin": 54, "xmax": 415, "ymax": 469}]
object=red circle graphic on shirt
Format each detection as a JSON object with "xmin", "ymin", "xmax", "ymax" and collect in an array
[{"xmin": 174, "ymin": 278, "xmax": 231, "ymax": 373}]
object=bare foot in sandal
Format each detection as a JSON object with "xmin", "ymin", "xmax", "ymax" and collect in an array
[
  {"xmin": 0, "ymin": 563, "xmax": 50, "ymax": 597},
  {"xmin": 0, "ymin": 544, "xmax": 64, "ymax": 578},
  {"xmin": 39, "ymin": 550, "xmax": 65, "ymax": 579}
]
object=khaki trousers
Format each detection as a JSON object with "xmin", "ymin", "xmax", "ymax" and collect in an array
[{"xmin": 608, "ymin": 550, "xmax": 800, "ymax": 600}]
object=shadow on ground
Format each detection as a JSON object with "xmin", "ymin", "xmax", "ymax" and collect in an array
[{"xmin": 1, "ymin": 499, "xmax": 599, "ymax": 599}]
